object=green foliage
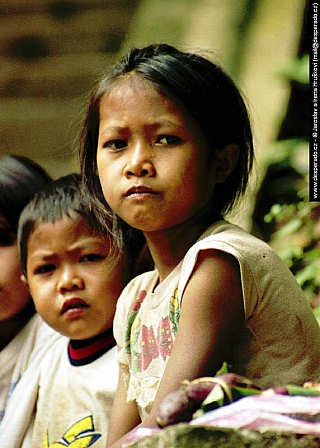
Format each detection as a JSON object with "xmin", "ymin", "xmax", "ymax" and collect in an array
[
  {"xmin": 261, "ymin": 53, "xmax": 320, "ymax": 324},
  {"xmin": 278, "ymin": 54, "xmax": 309, "ymax": 84},
  {"xmin": 264, "ymin": 168, "xmax": 320, "ymax": 324}
]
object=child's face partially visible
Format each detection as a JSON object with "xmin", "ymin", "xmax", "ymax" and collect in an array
[
  {"xmin": 0, "ymin": 215, "xmax": 30, "ymax": 321},
  {"xmin": 97, "ymin": 75, "xmax": 218, "ymax": 234},
  {"xmin": 22, "ymin": 215, "xmax": 124, "ymax": 340}
]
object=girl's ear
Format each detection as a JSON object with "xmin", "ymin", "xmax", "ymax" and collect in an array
[
  {"xmin": 214, "ymin": 144, "xmax": 239, "ymax": 184},
  {"xmin": 20, "ymin": 274, "xmax": 30, "ymax": 291}
]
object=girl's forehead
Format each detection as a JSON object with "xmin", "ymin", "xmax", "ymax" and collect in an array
[
  {"xmin": 101, "ymin": 74, "xmax": 160, "ymax": 104},
  {"xmin": 98, "ymin": 73, "xmax": 207, "ymax": 144},
  {"xmin": 99, "ymin": 74, "xmax": 193, "ymax": 127}
]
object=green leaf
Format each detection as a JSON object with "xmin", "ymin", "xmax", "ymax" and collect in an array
[
  {"xmin": 286, "ymin": 384, "xmax": 320, "ymax": 396},
  {"xmin": 216, "ymin": 361, "xmax": 229, "ymax": 375},
  {"xmin": 231, "ymin": 386, "xmax": 261, "ymax": 401},
  {"xmin": 201, "ymin": 385, "xmax": 225, "ymax": 412},
  {"xmin": 296, "ymin": 264, "xmax": 320, "ymax": 287},
  {"xmin": 273, "ymin": 218, "xmax": 302, "ymax": 237},
  {"xmin": 278, "ymin": 55, "xmax": 309, "ymax": 84}
]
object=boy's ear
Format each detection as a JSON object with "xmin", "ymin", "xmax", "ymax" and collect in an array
[
  {"xmin": 214, "ymin": 144, "xmax": 239, "ymax": 183},
  {"xmin": 20, "ymin": 274, "xmax": 30, "ymax": 291}
]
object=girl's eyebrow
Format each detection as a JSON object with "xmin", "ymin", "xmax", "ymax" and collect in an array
[
  {"xmin": 98, "ymin": 125, "xmax": 126, "ymax": 140},
  {"xmin": 154, "ymin": 120, "xmax": 184, "ymax": 130},
  {"xmin": 99, "ymin": 120, "xmax": 184, "ymax": 137},
  {"xmin": 100, "ymin": 125, "xmax": 125, "ymax": 134}
]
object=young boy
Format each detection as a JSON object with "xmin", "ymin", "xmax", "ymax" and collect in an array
[{"xmin": 18, "ymin": 174, "xmax": 147, "ymax": 447}]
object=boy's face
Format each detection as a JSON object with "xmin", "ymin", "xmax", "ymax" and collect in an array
[{"xmin": 22, "ymin": 214, "xmax": 124, "ymax": 340}]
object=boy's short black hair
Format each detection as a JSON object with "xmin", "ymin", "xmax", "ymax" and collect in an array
[{"xmin": 18, "ymin": 173, "xmax": 144, "ymax": 277}]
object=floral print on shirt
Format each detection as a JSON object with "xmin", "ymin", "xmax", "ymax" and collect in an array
[{"xmin": 124, "ymin": 288, "xmax": 180, "ymax": 373}]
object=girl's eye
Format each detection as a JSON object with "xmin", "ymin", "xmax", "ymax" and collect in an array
[
  {"xmin": 156, "ymin": 135, "xmax": 181, "ymax": 146},
  {"xmin": 80, "ymin": 253, "xmax": 104, "ymax": 263},
  {"xmin": 103, "ymin": 139, "xmax": 127, "ymax": 151},
  {"xmin": 35, "ymin": 264, "xmax": 56, "ymax": 275}
]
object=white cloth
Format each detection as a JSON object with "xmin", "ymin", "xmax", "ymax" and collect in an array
[
  {"xmin": 114, "ymin": 220, "xmax": 320, "ymax": 419},
  {"xmin": 31, "ymin": 339, "xmax": 118, "ymax": 448},
  {"xmin": 0, "ymin": 314, "xmax": 62, "ymax": 448}
]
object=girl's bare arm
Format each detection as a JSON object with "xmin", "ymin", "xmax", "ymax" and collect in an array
[
  {"xmin": 106, "ymin": 249, "xmax": 244, "ymax": 447},
  {"xmin": 106, "ymin": 351, "xmax": 141, "ymax": 446},
  {"xmin": 143, "ymin": 249, "xmax": 244, "ymax": 426}
]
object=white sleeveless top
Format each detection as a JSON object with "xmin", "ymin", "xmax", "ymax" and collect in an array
[{"xmin": 114, "ymin": 221, "xmax": 320, "ymax": 419}]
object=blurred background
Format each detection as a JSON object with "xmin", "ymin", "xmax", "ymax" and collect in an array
[
  {"xmin": 0, "ymin": 0, "xmax": 307, "ymax": 178},
  {"xmin": 1, "ymin": 1, "xmax": 318, "ymax": 316}
]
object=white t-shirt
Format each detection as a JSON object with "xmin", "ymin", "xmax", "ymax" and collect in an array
[
  {"xmin": 0, "ymin": 314, "xmax": 62, "ymax": 448},
  {"xmin": 31, "ymin": 337, "xmax": 118, "ymax": 448},
  {"xmin": 114, "ymin": 220, "xmax": 320, "ymax": 419}
]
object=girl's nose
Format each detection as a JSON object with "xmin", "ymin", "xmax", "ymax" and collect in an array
[
  {"xmin": 57, "ymin": 268, "xmax": 84, "ymax": 293},
  {"xmin": 123, "ymin": 142, "xmax": 156, "ymax": 178}
]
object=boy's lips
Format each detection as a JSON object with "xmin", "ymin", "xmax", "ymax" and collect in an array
[{"xmin": 61, "ymin": 298, "xmax": 89, "ymax": 314}]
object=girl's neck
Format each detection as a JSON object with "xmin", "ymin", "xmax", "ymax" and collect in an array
[{"xmin": 145, "ymin": 213, "xmax": 219, "ymax": 282}]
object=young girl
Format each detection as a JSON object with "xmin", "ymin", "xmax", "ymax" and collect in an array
[
  {"xmin": 79, "ymin": 44, "xmax": 320, "ymax": 447},
  {"xmin": 0, "ymin": 155, "xmax": 61, "ymax": 447}
]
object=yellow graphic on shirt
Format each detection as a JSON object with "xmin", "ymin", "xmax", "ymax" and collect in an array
[
  {"xmin": 43, "ymin": 415, "xmax": 101, "ymax": 447},
  {"xmin": 169, "ymin": 288, "xmax": 180, "ymax": 335}
]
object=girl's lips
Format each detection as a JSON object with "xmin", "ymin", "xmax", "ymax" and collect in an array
[
  {"xmin": 125, "ymin": 186, "xmax": 158, "ymax": 197},
  {"xmin": 61, "ymin": 298, "xmax": 89, "ymax": 315}
]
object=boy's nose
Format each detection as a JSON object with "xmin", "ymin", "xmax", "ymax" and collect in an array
[
  {"xmin": 57, "ymin": 269, "xmax": 84, "ymax": 293},
  {"xmin": 123, "ymin": 143, "xmax": 156, "ymax": 178}
]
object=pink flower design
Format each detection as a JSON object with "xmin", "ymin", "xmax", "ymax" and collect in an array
[
  {"xmin": 157, "ymin": 316, "xmax": 173, "ymax": 360},
  {"xmin": 138, "ymin": 325, "xmax": 159, "ymax": 371},
  {"xmin": 133, "ymin": 290, "xmax": 147, "ymax": 311}
]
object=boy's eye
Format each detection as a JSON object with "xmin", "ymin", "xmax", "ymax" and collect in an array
[
  {"xmin": 103, "ymin": 139, "xmax": 127, "ymax": 151},
  {"xmin": 0, "ymin": 231, "xmax": 16, "ymax": 247},
  {"xmin": 156, "ymin": 135, "xmax": 181, "ymax": 146},
  {"xmin": 35, "ymin": 264, "xmax": 56, "ymax": 275},
  {"xmin": 80, "ymin": 253, "xmax": 104, "ymax": 263}
]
